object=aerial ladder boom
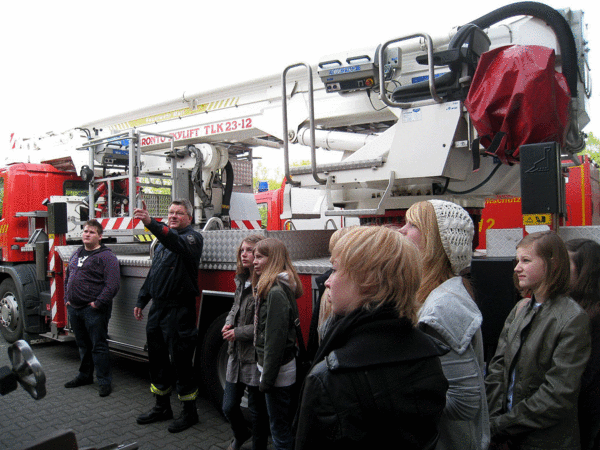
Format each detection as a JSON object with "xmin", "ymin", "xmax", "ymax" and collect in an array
[{"xmin": 8, "ymin": 2, "xmax": 591, "ymax": 225}]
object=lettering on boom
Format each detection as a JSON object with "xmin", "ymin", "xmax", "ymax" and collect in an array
[{"xmin": 140, "ymin": 118, "xmax": 253, "ymax": 147}]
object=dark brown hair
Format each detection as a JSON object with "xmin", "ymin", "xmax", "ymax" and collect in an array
[
  {"xmin": 85, "ymin": 219, "xmax": 103, "ymax": 236},
  {"xmin": 566, "ymin": 238, "xmax": 600, "ymax": 317}
]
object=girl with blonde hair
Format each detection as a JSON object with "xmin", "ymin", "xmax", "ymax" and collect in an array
[
  {"xmin": 401, "ymin": 200, "xmax": 489, "ymax": 450},
  {"xmin": 315, "ymin": 226, "xmax": 356, "ymax": 345},
  {"xmin": 252, "ymin": 238, "xmax": 303, "ymax": 450},
  {"xmin": 295, "ymin": 226, "xmax": 448, "ymax": 450}
]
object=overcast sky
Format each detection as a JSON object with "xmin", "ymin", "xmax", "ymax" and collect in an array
[{"xmin": 1, "ymin": 0, "xmax": 597, "ymax": 170}]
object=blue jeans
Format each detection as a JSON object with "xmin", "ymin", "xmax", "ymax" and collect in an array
[
  {"xmin": 264, "ymin": 385, "xmax": 294, "ymax": 450},
  {"xmin": 67, "ymin": 304, "xmax": 111, "ymax": 386},
  {"xmin": 223, "ymin": 382, "xmax": 269, "ymax": 450}
]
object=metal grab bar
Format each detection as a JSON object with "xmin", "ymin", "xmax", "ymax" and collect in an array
[
  {"xmin": 281, "ymin": 63, "xmax": 326, "ymax": 186},
  {"xmin": 378, "ymin": 33, "xmax": 442, "ymax": 108}
]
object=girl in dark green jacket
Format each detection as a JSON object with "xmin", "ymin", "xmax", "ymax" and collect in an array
[
  {"xmin": 487, "ymin": 231, "xmax": 591, "ymax": 450},
  {"xmin": 252, "ymin": 238, "xmax": 303, "ymax": 450}
]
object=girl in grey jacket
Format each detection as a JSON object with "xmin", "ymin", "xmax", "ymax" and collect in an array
[
  {"xmin": 401, "ymin": 200, "xmax": 490, "ymax": 450},
  {"xmin": 222, "ymin": 234, "xmax": 268, "ymax": 450}
]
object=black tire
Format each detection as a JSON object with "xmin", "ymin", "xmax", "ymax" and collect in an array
[
  {"xmin": 200, "ymin": 312, "xmax": 230, "ymax": 412},
  {"xmin": 0, "ymin": 279, "xmax": 24, "ymax": 343}
]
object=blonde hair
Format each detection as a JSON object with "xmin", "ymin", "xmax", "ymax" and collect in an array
[
  {"xmin": 405, "ymin": 201, "xmax": 454, "ymax": 304},
  {"xmin": 331, "ymin": 226, "xmax": 421, "ymax": 324},
  {"xmin": 252, "ymin": 238, "xmax": 303, "ymax": 300},
  {"xmin": 328, "ymin": 226, "xmax": 357, "ymax": 253},
  {"xmin": 235, "ymin": 234, "xmax": 265, "ymax": 276},
  {"xmin": 318, "ymin": 226, "xmax": 357, "ymax": 340}
]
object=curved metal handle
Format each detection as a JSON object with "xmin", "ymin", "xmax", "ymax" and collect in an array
[
  {"xmin": 324, "ymin": 218, "xmax": 338, "ymax": 230},
  {"xmin": 283, "ymin": 219, "xmax": 297, "ymax": 231},
  {"xmin": 149, "ymin": 237, "xmax": 159, "ymax": 259},
  {"xmin": 202, "ymin": 217, "xmax": 224, "ymax": 231},
  {"xmin": 282, "ymin": 62, "xmax": 326, "ymax": 186},
  {"xmin": 8, "ymin": 340, "xmax": 46, "ymax": 400},
  {"xmin": 378, "ymin": 33, "xmax": 442, "ymax": 108}
]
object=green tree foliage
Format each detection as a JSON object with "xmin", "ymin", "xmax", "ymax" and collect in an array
[
  {"xmin": 253, "ymin": 162, "xmax": 283, "ymax": 192},
  {"xmin": 252, "ymin": 160, "xmax": 310, "ymax": 192},
  {"xmin": 584, "ymin": 132, "xmax": 600, "ymax": 165}
]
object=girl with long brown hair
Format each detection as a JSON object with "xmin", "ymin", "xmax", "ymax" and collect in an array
[{"xmin": 252, "ymin": 238, "xmax": 303, "ymax": 450}]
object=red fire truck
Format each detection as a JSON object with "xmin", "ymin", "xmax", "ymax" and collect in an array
[{"xmin": 0, "ymin": 2, "xmax": 592, "ymax": 410}]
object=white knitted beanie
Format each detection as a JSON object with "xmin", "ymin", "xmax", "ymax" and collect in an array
[{"xmin": 428, "ymin": 200, "xmax": 474, "ymax": 274}]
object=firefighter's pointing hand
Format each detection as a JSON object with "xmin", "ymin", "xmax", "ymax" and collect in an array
[{"xmin": 133, "ymin": 200, "xmax": 151, "ymax": 226}]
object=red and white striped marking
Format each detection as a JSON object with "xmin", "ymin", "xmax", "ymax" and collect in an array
[
  {"xmin": 100, "ymin": 218, "xmax": 145, "ymax": 231},
  {"xmin": 48, "ymin": 234, "xmax": 67, "ymax": 328},
  {"xmin": 101, "ymin": 217, "xmax": 257, "ymax": 231},
  {"xmin": 99, "ymin": 217, "xmax": 164, "ymax": 231},
  {"xmin": 231, "ymin": 220, "xmax": 261, "ymax": 230},
  {"xmin": 49, "ymin": 236, "xmax": 57, "ymax": 320}
]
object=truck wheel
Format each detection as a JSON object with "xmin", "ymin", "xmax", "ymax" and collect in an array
[
  {"xmin": 0, "ymin": 279, "xmax": 24, "ymax": 343},
  {"xmin": 200, "ymin": 312, "xmax": 229, "ymax": 412}
]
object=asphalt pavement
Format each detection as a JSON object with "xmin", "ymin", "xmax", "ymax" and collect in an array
[{"xmin": 0, "ymin": 336, "xmax": 240, "ymax": 450}]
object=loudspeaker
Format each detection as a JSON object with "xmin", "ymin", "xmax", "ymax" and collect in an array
[
  {"xmin": 519, "ymin": 142, "xmax": 564, "ymax": 215},
  {"xmin": 47, "ymin": 203, "xmax": 68, "ymax": 235}
]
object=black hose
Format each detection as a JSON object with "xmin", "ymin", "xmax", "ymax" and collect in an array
[
  {"xmin": 446, "ymin": 162, "xmax": 503, "ymax": 195},
  {"xmin": 468, "ymin": 1, "xmax": 578, "ymax": 97},
  {"xmin": 221, "ymin": 161, "xmax": 234, "ymax": 215}
]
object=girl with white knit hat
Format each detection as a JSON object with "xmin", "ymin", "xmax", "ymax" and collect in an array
[{"xmin": 401, "ymin": 199, "xmax": 490, "ymax": 450}]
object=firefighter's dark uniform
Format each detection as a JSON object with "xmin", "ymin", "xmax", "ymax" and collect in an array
[{"xmin": 136, "ymin": 218, "xmax": 203, "ymax": 401}]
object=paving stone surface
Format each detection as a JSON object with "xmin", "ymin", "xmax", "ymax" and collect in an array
[{"xmin": 0, "ymin": 337, "xmax": 250, "ymax": 450}]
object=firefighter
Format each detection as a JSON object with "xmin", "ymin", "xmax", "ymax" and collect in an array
[{"xmin": 133, "ymin": 199, "xmax": 203, "ymax": 433}]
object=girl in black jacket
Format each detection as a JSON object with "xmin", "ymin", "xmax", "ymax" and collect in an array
[{"xmin": 294, "ymin": 226, "xmax": 448, "ymax": 450}]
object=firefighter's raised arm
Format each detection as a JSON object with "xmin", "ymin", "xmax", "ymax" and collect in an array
[{"xmin": 133, "ymin": 201, "xmax": 151, "ymax": 227}]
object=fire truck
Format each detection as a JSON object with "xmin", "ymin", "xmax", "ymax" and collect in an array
[{"xmin": 0, "ymin": 2, "xmax": 593, "ymax": 409}]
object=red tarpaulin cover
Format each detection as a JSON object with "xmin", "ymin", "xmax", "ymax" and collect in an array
[{"xmin": 465, "ymin": 45, "xmax": 571, "ymax": 164}]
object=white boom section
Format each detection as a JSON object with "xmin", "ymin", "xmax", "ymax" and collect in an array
[{"xmin": 9, "ymin": 7, "xmax": 591, "ymax": 218}]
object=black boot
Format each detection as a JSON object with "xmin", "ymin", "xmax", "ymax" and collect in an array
[
  {"xmin": 136, "ymin": 394, "xmax": 173, "ymax": 425},
  {"xmin": 167, "ymin": 400, "xmax": 199, "ymax": 433}
]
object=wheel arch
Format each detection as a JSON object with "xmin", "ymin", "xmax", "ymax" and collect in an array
[
  {"xmin": 197, "ymin": 290, "xmax": 235, "ymax": 346},
  {"xmin": 195, "ymin": 290, "xmax": 235, "ymax": 412},
  {"xmin": 0, "ymin": 264, "xmax": 48, "ymax": 336}
]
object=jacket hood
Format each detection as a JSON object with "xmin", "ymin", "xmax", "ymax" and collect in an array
[
  {"xmin": 276, "ymin": 272, "xmax": 299, "ymax": 298},
  {"xmin": 234, "ymin": 272, "xmax": 251, "ymax": 289},
  {"xmin": 320, "ymin": 305, "xmax": 448, "ymax": 371},
  {"xmin": 77, "ymin": 244, "xmax": 112, "ymax": 256},
  {"xmin": 418, "ymin": 277, "xmax": 482, "ymax": 354}
]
